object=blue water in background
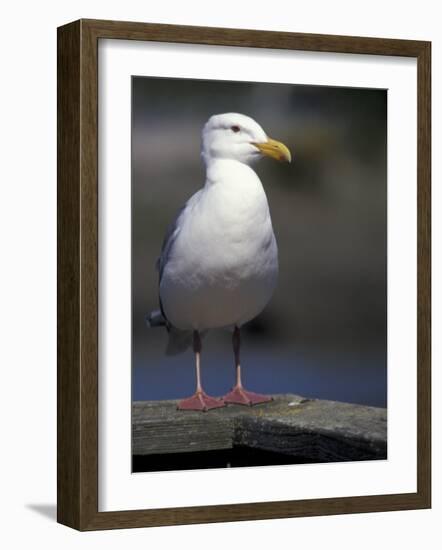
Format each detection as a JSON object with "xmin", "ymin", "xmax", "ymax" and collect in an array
[{"xmin": 132, "ymin": 335, "xmax": 386, "ymax": 408}]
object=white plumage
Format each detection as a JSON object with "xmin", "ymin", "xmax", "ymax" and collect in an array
[
  {"xmin": 148, "ymin": 113, "xmax": 291, "ymax": 410},
  {"xmin": 160, "ymin": 158, "xmax": 278, "ymax": 331}
]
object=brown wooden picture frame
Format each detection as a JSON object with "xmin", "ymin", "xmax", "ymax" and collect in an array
[{"xmin": 57, "ymin": 18, "xmax": 431, "ymax": 531}]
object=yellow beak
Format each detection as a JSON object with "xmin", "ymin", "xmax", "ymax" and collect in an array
[{"xmin": 252, "ymin": 137, "xmax": 292, "ymax": 163}]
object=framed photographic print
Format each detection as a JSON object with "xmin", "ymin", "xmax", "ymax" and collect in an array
[{"xmin": 57, "ymin": 19, "xmax": 431, "ymax": 530}]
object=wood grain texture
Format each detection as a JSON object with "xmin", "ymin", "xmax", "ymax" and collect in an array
[
  {"xmin": 57, "ymin": 20, "xmax": 81, "ymax": 529},
  {"xmin": 416, "ymin": 42, "xmax": 431, "ymax": 507},
  {"xmin": 79, "ymin": 17, "xmax": 99, "ymax": 529},
  {"xmin": 57, "ymin": 19, "xmax": 431, "ymax": 531},
  {"xmin": 57, "ymin": 19, "xmax": 99, "ymax": 529},
  {"xmin": 84, "ymin": 18, "xmax": 427, "ymax": 56},
  {"xmin": 133, "ymin": 395, "xmax": 387, "ymax": 461}
]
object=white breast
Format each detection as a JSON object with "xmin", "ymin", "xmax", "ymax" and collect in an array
[{"xmin": 160, "ymin": 159, "xmax": 278, "ymax": 331}]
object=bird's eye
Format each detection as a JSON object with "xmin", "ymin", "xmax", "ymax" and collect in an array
[{"xmin": 231, "ymin": 125, "xmax": 241, "ymax": 133}]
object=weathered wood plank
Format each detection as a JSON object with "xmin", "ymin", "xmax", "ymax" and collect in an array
[{"xmin": 133, "ymin": 394, "xmax": 387, "ymax": 461}]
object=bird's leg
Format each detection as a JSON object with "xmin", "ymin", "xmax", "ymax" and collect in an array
[
  {"xmin": 177, "ymin": 331, "xmax": 225, "ymax": 412},
  {"xmin": 223, "ymin": 327, "xmax": 273, "ymax": 406},
  {"xmin": 194, "ymin": 331, "xmax": 203, "ymax": 393}
]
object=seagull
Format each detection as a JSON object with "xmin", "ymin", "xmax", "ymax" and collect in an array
[{"xmin": 147, "ymin": 113, "xmax": 291, "ymax": 411}]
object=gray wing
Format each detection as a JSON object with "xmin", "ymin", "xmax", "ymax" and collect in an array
[
  {"xmin": 156, "ymin": 205, "xmax": 185, "ymax": 281},
  {"xmin": 156, "ymin": 190, "xmax": 202, "ymax": 281},
  {"xmin": 155, "ymin": 190, "xmax": 202, "ymax": 329},
  {"xmin": 155, "ymin": 209, "xmax": 184, "ymax": 329}
]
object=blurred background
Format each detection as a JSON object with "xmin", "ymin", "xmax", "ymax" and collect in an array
[{"xmin": 132, "ymin": 76, "xmax": 387, "ymax": 408}]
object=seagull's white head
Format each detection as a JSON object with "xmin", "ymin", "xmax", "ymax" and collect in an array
[{"xmin": 201, "ymin": 113, "xmax": 291, "ymax": 166}]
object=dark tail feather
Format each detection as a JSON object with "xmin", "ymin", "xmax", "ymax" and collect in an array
[
  {"xmin": 165, "ymin": 327, "xmax": 193, "ymax": 356},
  {"xmin": 145, "ymin": 309, "xmax": 167, "ymax": 328},
  {"xmin": 145, "ymin": 309, "xmax": 193, "ymax": 355}
]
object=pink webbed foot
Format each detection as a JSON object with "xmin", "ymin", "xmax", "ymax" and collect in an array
[
  {"xmin": 177, "ymin": 390, "xmax": 225, "ymax": 412},
  {"xmin": 222, "ymin": 386, "xmax": 273, "ymax": 406}
]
